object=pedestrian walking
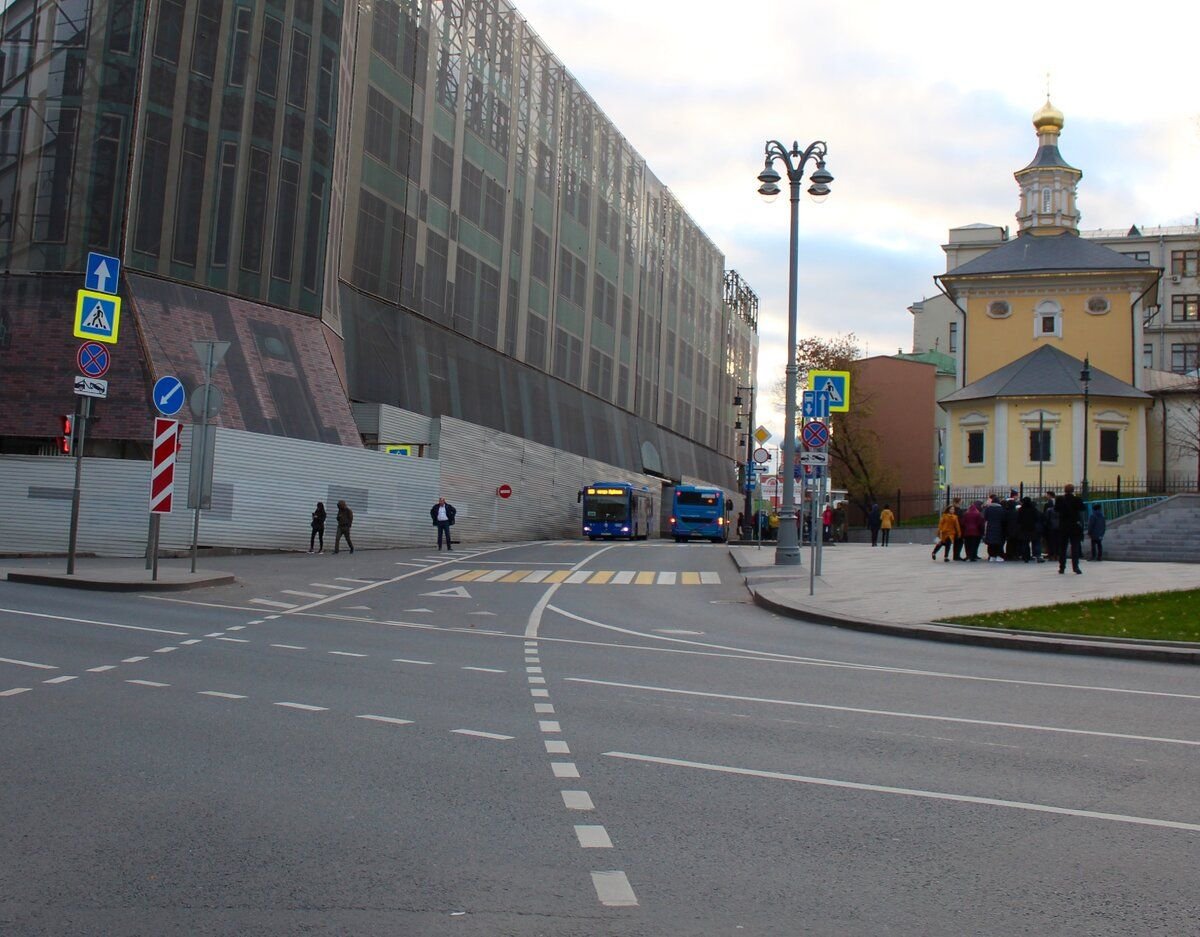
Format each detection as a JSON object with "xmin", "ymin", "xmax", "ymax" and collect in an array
[
  {"xmin": 1088, "ymin": 503, "xmax": 1106, "ymax": 561},
  {"xmin": 1055, "ymin": 484, "xmax": 1085, "ymax": 574},
  {"xmin": 867, "ymin": 503, "xmax": 881, "ymax": 547},
  {"xmin": 333, "ymin": 499, "xmax": 354, "ymax": 554},
  {"xmin": 879, "ymin": 504, "xmax": 895, "ymax": 546},
  {"xmin": 960, "ymin": 501, "xmax": 984, "ymax": 561},
  {"xmin": 982, "ymin": 494, "xmax": 1006, "ymax": 561},
  {"xmin": 430, "ymin": 496, "xmax": 457, "ymax": 550},
  {"xmin": 308, "ymin": 501, "xmax": 326, "ymax": 554},
  {"xmin": 932, "ymin": 505, "xmax": 960, "ymax": 562},
  {"xmin": 822, "ymin": 504, "xmax": 833, "ymax": 543}
]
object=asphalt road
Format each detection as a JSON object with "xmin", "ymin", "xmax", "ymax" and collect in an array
[{"xmin": 2, "ymin": 540, "xmax": 1198, "ymax": 936}]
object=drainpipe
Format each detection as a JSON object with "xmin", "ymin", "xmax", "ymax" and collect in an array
[{"xmin": 933, "ymin": 275, "xmax": 968, "ymax": 389}]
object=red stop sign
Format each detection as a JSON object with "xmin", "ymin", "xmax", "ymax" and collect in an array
[{"xmin": 497, "ymin": 484, "xmax": 512, "ymax": 499}]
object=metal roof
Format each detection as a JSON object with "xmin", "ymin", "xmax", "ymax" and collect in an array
[
  {"xmin": 939, "ymin": 345, "xmax": 1150, "ymax": 405},
  {"xmin": 941, "ymin": 232, "xmax": 1155, "ymax": 278}
]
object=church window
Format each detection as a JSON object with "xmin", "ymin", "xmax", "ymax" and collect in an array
[
  {"xmin": 1029, "ymin": 428, "xmax": 1051, "ymax": 462},
  {"xmin": 1041, "ymin": 187, "xmax": 1052, "ymax": 213},
  {"xmin": 966, "ymin": 431, "xmax": 984, "ymax": 465},
  {"xmin": 986, "ymin": 300, "xmax": 1011, "ymax": 318},
  {"xmin": 1086, "ymin": 296, "xmax": 1110, "ymax": 315},
  {"xmin": 1033, "ymin": 299, "xmax": 1062, "ymax": 339},
  {"xmin": 948, "ymin": 322, "xmax": 957, "ymax": 353},
  {"xmin": 1099, "ymin": 429, "xmax": 1120, "ymax": 464},
  {"xmin": 1143, "ymin": 343, "xmax": 1153, "ymax": 369}
]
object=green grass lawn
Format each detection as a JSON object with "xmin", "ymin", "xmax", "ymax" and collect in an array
[{"xmin": 942, "ymin": 589, "xmax": 1200, "ymax": 643}]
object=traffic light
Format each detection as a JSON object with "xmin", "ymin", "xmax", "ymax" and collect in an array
[{"xmin": 60, "ymin": 414, "xmax": 74, "ymax": 455}]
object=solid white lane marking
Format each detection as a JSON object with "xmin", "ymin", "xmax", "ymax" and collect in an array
[
  {"xmin": 562, "ymin": 790, "xmax": 594, "ymax": 810},
  {"xmin": 310, "ymin": 582, "xmax": 353, "ymax": 591},
  {"xmin": 453, "ymin": 729, "xmax": 514, "ymax": 741},
  {"xmin": 546, "ymin": 740, "xmax": 571, "ymax": 754},
  {"xmin": 329, "ymin": 651, "xmax": 367, "ymax": 658},
  {"xmin": 126, "ymin": 680, "xmax": 168, "ymax": 687},
  {"xmin": 528, "ymin": 676, "xmax": 546, "ymax": 684},
  {"xmin": 0, "ymin": 657, "xmax": 57, "ymax": 670},
  {"xmin": 393, "ymin": 658, "xmax": 434, "ymax": 666},
  {"xmin": 199, "ymin": 691, "xmax": 246, "ymax": 700},
  {"xmin": 217, "ymin": 637, "xmax": 249, "ymax": 644},
  {"xmin": 469, "ymin": 611, "xmax": 497, "ymax": 617},
  {"xmin": 463, "ymin": 666, "xmax": 505, "ymax": 674},
  {"xmin": 568, "ymin": 678, "xmax": 1200, "ymax": 749},
  {"xmin": 591, "ymin": 871, "xmax": 638, "ymax": 907},
  {"xmin": 154, "ymin": 646, "xmax": 177, "ymax": 653},
  {"xmin": 575, "ymin": 825, "xmax": 613, "ymax": 848},
  {"xmin": 0, "ymin": 607, "xmax": 187, "ymax": 636},
  {"xmin": 655, "ymin": 629, "xmax": 704, "ymax": 636},
  {"xmin": 700, "ymin": 571, "xmax": 721, "ymax": 584},
  {"xmin": 122, "ymin": 656, "xmax": 148, "ymax": 663},
  {"xmin": 531, "ymin": 689, "xmax": 549, "ymax": 698},
  {"xmin": 86, "ymin": 665, "xmax": 116, "ymax": 672},
  {"xmin": 344, "ymin": 605, "xmax": 372, "ymax": 610},
  {"xmin": 476, "ymin": 570, "xmax": 511, "ymax": 582},
  {"xmin": 605, "ymin": 751, "xmax": 1200, "ymax": 833},
  {"xmin": 524, "ymin": 640, "xmax": 539, "ymax": 647},
  {"xmin": 358, "ymin": 714, "xmax": 414, "ymax": 726},
  {"xmin": 539, "ymin": 721, "xmax": 561, "ymax": 732},
  {"xmin": 534, "ymin": 703, "xmax": 555, "ymax": 714},
  {"xmin": 275, "ymin": 702, "xmax": 328, "ymax": 712},
  {"xmin": 552, "ymin": 762, "xmax": 580, "ymax": 778},
  {"xmin": 657, "ymin": 571, "xmax": 677, "ymax": 585},
  {"xmin": 282, "ymin": 590, "xmax": 327, "ymax": 599},
  {"xmin": 612, "ymin": 571, "xmax": 635, "ymax": 585},
  {"xmin": 429, "ymin": 570, "xmax": 467, "ymax": 581},
  {"xmin": 394, "ymin": 562, "xmax": 431, "ymax": 568},
  {"xmin": 527, "ymin": 666, "xmax": 543, "ymax": 673},
  {"xmin": 44, "ymin": 676, "xmax": 77, "ymax": 684},
  {"xmin": 1, "ymin": 687, "xmax": 31, "ymax": 696},
  {"xmin": 565, "ymin": 571, "xmax": 592, "ymax": 584},
  {"xmin": 249, "ymin": 598, "xmax": 296, "ymax": 609},
  {"xmin": 271, "ymin": 644, "xmax": 307, "ymax": 650},
  {"xmin": 179, "ymin": 639, "xmax": 202, "ymax": 645}
]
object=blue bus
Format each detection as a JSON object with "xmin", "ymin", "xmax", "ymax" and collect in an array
[
  {"xmin": 580, "ymin": 482, "xmax": 653, "ymax": 540},
  {"xmin": 670, "ymin": 485, "xmax": 729, "ymax": 543}
]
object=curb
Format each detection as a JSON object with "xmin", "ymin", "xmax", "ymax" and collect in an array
[{"xmin": 6, "ymin": 571, "xmax": 237, "ymax": 592}]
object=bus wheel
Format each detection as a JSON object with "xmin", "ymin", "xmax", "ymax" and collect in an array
[{"xmin": 588, "ymin": 536, "xmax": 597, "ymax": 541}]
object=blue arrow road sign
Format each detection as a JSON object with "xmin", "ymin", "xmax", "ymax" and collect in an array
[
  {"xmin": 85, "ymin": 251, "xmax": 121, "ymax": 295},
  {"xmin": 802, "ymin": 390, "xmax": 831, "ymax": 420},
  {"xmin": 153, "ymin": 375, "xmax": 186, "ymax": 416}
]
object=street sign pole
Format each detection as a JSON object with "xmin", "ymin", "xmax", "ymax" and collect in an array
[
  {"xmin": 65, "ymin": 397, "xmax": 91, "ymax": 575},
  {"xmin": 191, "ymin": 354, "xmax": 214, "ymax": 573}
]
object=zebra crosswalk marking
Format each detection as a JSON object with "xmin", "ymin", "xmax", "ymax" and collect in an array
[
  {"xmin": 588, "ymin": 571, "xmax": 615, "ymax": 584},
  {"xmin": 658, "ymin": 571, "xmax": 677, "ymax": 585},
  {"xmin": 456, "ymin": 569, "xmax": 492, "ymax": 581},
  {"xmin": 476, "ymin": 569, "xmax": 511, "ymax": 582},
  {"xmin": 427, "ymin": 569, "xmax": 722, "ymax": 585},
  {"xmin": 500, "ymin": 570, "xmax": 529, "ymax": 582},
  {"xmin": 634, "ymin": 572, "xmax": 656, "ymax": 585},
  {"xmin": 523, "ymin": 570, "xmax": 553, "ymax": 582},
  {"xmin": 681, "ymin": 572, "xmax": 700, "ymax": 585},
  {"xmin": 565, "ymin": 571, "xmax": 592, "ymax": 584},
  {"xmin": 700, "ymin": 571, "xmax": 721, "ymax": 584},
  {"xmin": 430, "ymin": 569, "xmax": 466, "ymax": 581},
  {"xmin": 543, "ymin": 570, "xmax": 571, "ymax": 583},
  {"xmin": 612, "ymin": 571, "xmax": 635, "ymax": 584}
]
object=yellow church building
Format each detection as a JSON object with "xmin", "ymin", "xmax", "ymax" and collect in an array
[{"xmin": 936, "ymin": 100, "xmax": 1159, "ymax": 493}]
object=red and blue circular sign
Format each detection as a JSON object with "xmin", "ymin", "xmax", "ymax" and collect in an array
[
  {"xmin": 76, "ymin": 341, "xmax": 111, "ymax": 377},
  {"xmin": 802, "ymin": 420, "xmax": 829, "ymax": 448}
]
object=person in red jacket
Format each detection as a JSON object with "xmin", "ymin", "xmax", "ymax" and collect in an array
[{"xmin": 959, "ymin": 501, "xmax": 984, "ymax": 561}]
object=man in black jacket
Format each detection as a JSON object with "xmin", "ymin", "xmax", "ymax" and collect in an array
[
  {"xmin": 1055, "ymin": 484, "xmax": 1085, "ymax": 574},
  {"xmin": 430, "ymin": 497, "xmax": 457, "ymax": 551}
]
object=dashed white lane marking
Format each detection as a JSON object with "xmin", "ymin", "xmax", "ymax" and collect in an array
[
  {"xmin": 393, "ymin": 658, "xmax": 434, "ymax": 666},
  {"xmin": 122, "ymin": 656, "xmax": 149, "ymax": 663},
  {"xmin": 552, "ymin": 762, "xmax": 580, "ymax": 778},
  {"xmin": 274, "ymin": 702, "xmax": 328, "ymax": 712},
  {"xmin": 534, "ymin": 703, "xmax": 555, "ymax": 714},
  {"xmin": 539, "ymin": 721, "xmax": 561, "ymax": 732},
  {"xmin": 0, "ymin": 607, "xmax": 187, "ymax": 636},
  {"xmin": 528, "ymin": 676, "xmax": 546, "ymax": 684},
  {"xmin": 0, "ymin": 657, "xmax": 57, "ymax": 670},
  {"xmin": 329, "ymin": 651, "xmax": 367, "ymax": 658},
  {"xmin": 562, "ymin": 791, "xmax": 594, "ymax": 810},
  {"xmin": 310, "ymin": 582, "xmax": 353, "ymax": 591},
  {"xmin": 575, "ymin": 825, "xmax": 613, "ymax": 848},
  {"xmin": 217, "ymin": 637, "xmax": 249, "ymax": 644},
  {"xmin": 611, "ymin": 571, "xmax": 635, "ymax": 585},
  {"xmin": 1, "ymin": 687, "xmax": 31, "ymax": 696},
  {"xmin": 199, "ymin": 691, "xmax": 246, "ymax": 700},
  {"xmin": 247, "ymin": 620, "xmax": 265, "ymax": 624},
  {"xmin": 568, "ymin": 679, "xmax": 1200, "ymax": 749},
  {"xmin": 126, "ymin": 680, "xmax": 168, "ymax": 687},
  {"xmin": 591, "ymin": 871, "xmax": 638, "ymax": 907},
  {"xmin": 527, "ymin": 666, "xmax": 543, "ymax": 673},
  {"xmin": 180, "ymin": 639, "xmax": 202, "ymax": 645},
  {"xmin": 271, "ymin": 644, "xmax": 307, "ymax": 651},
  {"xmin": 153, "ymin": 647, "xmax": 177, "ymax": 654},
  {"xmin": 524, "ymin": 641, "xmax": 539, "ymax": 647},
  {"xmin": 227, "ymin": 625, "xmax": 245, "ymax": 631},
  {"xmin": 357, "ymin": 714, "xmax": 414, "ymax": 726},
  {"xmin": 545, "ymin": 740, "xmax": 571, "ymax": 754},
  {"xmin": 531, "ymin": 689, "xmax": 549, "ymax": 698},
  {"xmin": 655, "ymin": 629, "xmax": 704, "ymax": 636},
  {"xmin": 394, "ymin": 562, "xmax": 431, "ymax": 568},
  {"xmin": 86, "ymin": 665, "xmax": 116, "ymax": 673},
  {"xmin": 249, "ymin": 598, "xmax": 297, "ymax": 609},
  {"xmin": 282, "ymin": 590, "xmax": 327, "ymax": 599},
  {"xmin": 452, "ymin": 729, "xmax": 515, "ymax": 741},
  {"xmin": 462, "ymin": 666, "xmax": 505, "ymax": 674},
  {"xmin": 44, "ymin": 676, "xmax": 77, "ymax": 684},
  {"xmin": 604, "ymin": 751, "xmax": 1200, "ymax": 833},
  {"xmin": 205, "ymin": 633, "xmax": 225, "ymax": 638}
]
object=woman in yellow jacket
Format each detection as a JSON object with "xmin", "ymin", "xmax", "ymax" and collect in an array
[
  {"xmin": 879, "ymin": 504, "xmax": 895, "ymax": 546},
  {"xmin": 933, "ymin": 505, "xmax": 961, "ymax": 562}
]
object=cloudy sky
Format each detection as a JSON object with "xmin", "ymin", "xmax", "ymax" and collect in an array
[{"xmin": 514, "ymin": 0, "xmax": 1200, "ymax": 433}]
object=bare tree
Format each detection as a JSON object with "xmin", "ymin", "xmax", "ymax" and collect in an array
[{"xmin": 1164, "ymin": 373, "xmax": 1200, "ymax": 488}]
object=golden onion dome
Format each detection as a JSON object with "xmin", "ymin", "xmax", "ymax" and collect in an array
[{"xmin": 1033, "ymin": 97, "xmax": 1064, "ymax": 132}]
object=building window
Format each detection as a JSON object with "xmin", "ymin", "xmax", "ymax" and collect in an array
[
  {"xmin": 948, "ymin": 321, "xmax": 957, "ymax": 353},
  {"xmin": 1143, "ymin": 343, "xmax": 1153, "ymax": 370},
  {"xmin": 530, "ymin": 227, "xmax": 550, "ymax": 282},
  {"xmin": 430, "ymin": 136, "xmax": 453, "ymax": 205},
  {"xmin": 1170, "ymin": 295, "xmax": 1199, "ymax": 322},
  {"xmin": 364, "ymin": 88, "xmax": 393, "ymax": 164},
  {"xmin": 1086, "ymin": 295, "xmax": 1110, "ymax": 315},
  {"xmin": 1099, "ymin": 428, "xmax": 1120, "ymax": 463},
  {"xmin": 1171, "ymin": 250, "xmax": 1199, "ymax": 278},
  {"xmin": 987, "ymin": 300, "xmax": 1011, "ymax": 318},
  {"xmin": 258, "ymin": 16, "xmax": 283, "ymax": 98},
  {"xmin": 1029, "ymin": 428, "xmax": 1051, "ymax": 462},
  {"xmin": 271, "ymin": 158, "xmax": 300, "ymax": 280},
  {"xmin": 1033, "ymin": 299, "xmax": 1062, "ymax": 338},
  {"xmin": 229, "ymin": 7, "xmax": 253, "ymax": 87},
  {"xmin": 171, "ymin": 125, "xmax": 207, "ymax": 265},
  {"xmin": 1171, "ymin": 343, "xmax": 1199, "ymax": 373},
  {"xmin": 967, "ymin": 430, "xmax": 984, "ymax": 465},
  {"xmin": 1041, "ymin": 187, "xmax": 1052, "ymax": 213},
  {"xmin": 287, "ymin": 30, "xmax": 310, "ymax": 108},
  {"xmin": 1122, "ymin": 250, "xmax": 1150, "ymax": 264},
  {"xmin": 240, "ymin": 147, "xmax": 271, "ymax": 273}
]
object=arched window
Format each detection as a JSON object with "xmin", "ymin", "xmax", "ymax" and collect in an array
[
  {"xmin": 1041, "ymin": 187, "xmax": 1053, "ymax": 213},
  {"xmin": 1033, "ymin": 299, "xmax": 1062, "ymax": 339}
]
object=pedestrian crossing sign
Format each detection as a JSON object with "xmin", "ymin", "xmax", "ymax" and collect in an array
[
  {"xmin": 808, "ymin": 370, "xmax": 850, "ymax": 412},
  {"xmin": 73, "ymin": 289, "xmax": 122, "ymax": 344}
]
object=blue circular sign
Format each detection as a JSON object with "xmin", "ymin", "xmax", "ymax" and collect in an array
[{"xmin": 152, "ymin": 375, "xmax": 186, "ymax": 416}]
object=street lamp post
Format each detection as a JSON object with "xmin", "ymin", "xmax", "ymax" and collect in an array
[
  {"xmin": 1080, "ymin": 355, "xmax": 1091, "ymax": 502},
  {"xmin": 756, "ymin": 140, "xmax": 833, "ymax": 566}
]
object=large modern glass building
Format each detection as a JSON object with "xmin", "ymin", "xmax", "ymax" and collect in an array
[{"xmin": 0, "ymin": 0, "xmax": 757, "ymax": 488}]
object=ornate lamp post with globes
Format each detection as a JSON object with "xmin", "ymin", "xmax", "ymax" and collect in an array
[{"xmin": 755, "ymin": 140, "xmax": 833, "ymax": 565}]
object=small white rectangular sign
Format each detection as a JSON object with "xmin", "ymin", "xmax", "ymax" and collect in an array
[{"xmin": 73, "ymin": 375, "xmax": 108, "ymax": 398}]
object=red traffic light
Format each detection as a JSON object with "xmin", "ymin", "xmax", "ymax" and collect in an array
[{"xmin": 60, "ymin": 414, "xmax": 73, "ymax": 454}]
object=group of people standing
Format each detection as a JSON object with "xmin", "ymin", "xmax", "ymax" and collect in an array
[
  {"xmin": 931, "ymin": 484, "xmax": 1105, "ymax": 574},
  {"xmin": 305, "ymin": 497, "xmax": 460, "ymax": 554}
]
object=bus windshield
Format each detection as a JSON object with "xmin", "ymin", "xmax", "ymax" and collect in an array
[
  {"xmin": 676, "ymin": 491, "xmax": 720, "ymax": 507},
  {"xmin": 584, "ymin": 494, "xmax": 628, "ymax": 522}
]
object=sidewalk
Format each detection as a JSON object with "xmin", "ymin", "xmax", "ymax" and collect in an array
[
  {"xmin": 730, "ymin": 542, "xmax": 1200, "ymax": 664},
  {"xmin": 2, "ymin": 556, "xmax": 235, "ymax": 591}
]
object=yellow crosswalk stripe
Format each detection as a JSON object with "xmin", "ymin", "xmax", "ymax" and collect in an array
[
  {"xmin": 543, "ymin": 570, "xmax": 571, "ymax": 583},
  {"xmin": 634, "ymin": 571, "xmax": 655, "ymax": 585},
  {"xmin": 588, "ymin": 571, "xmax": 615, "ymax": 584},
  {"xmin": 500, "ymin": 570, "xmax": 529, "ymax": 582},
  {"xmin": 454, "ymin": 569, "xmax": 491, "ymax": 581},
  {"xmin": 681, "ymin": 572, "xmax": 700, "ymax": 585}
]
